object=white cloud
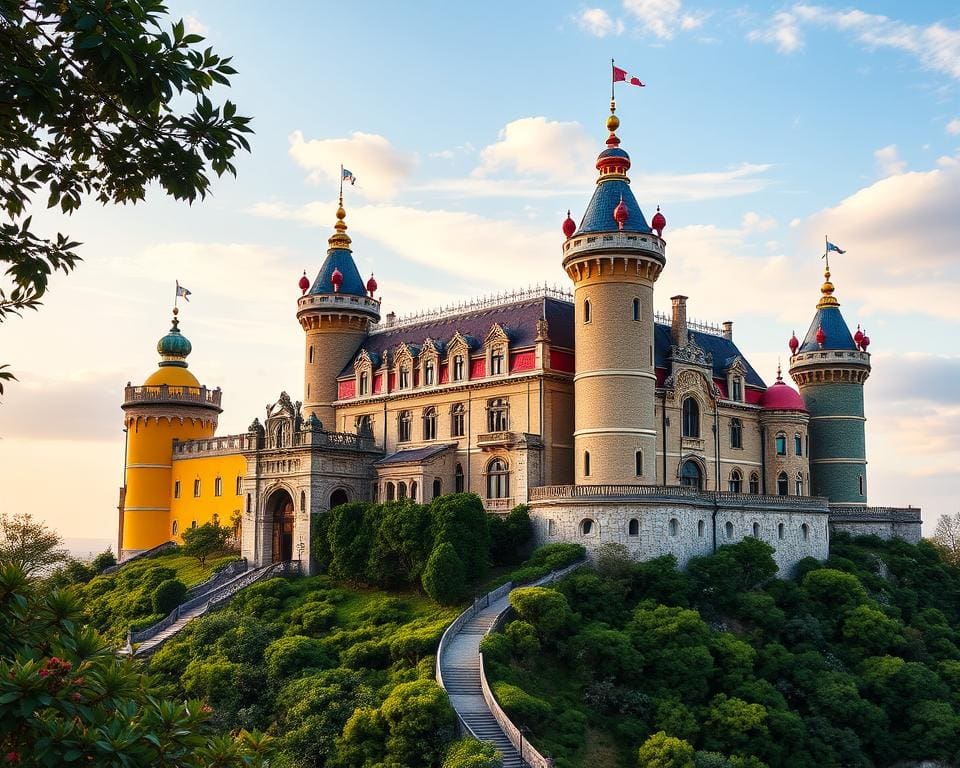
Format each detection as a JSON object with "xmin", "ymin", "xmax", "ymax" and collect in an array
[
  {"xmin": 623, "ymin": 0, "xmax": 685, "ymax": 39},
  {"xmin": 947, "ymin": 118, "xmax": 960, "ymax": 135},
  {"xmin": 575, "ymin": 8, "xmax": 623, "ymax": 37},
  {"xmin": 747, "ymin": 11, "xmax": 804, "ymax": 53},
  {"xmin": 287, "ymin": 130, "xmax": 418, "ymax": 201},
  {"xmin": 741, "ymin": 211, "xmax": 778, "ymax": 233},
  {"xmin": 680, "ymin": 12, "xmax": 708, "ymax": 30},
  {"xmin": 873, "ymin": 144, "xmax": 907, "ymax": 177},
  {"xmin": 750, "ymin": 5, "xmax": 960, "ymax": 80},
  {"xmin": 472, "ymin": 117, "xmax": 596, "ymax": 183},
  {"xmin": 183, "ymin": 13, "xmax": 207, "ymax": 35}
]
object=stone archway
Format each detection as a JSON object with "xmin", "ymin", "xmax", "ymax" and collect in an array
[
  {"xmin": 267, "ymin": 489, "xmax": 295, "ymax": 563},
  {"xmin": 330, "ymin": 488, "xmax": 349, "ymax": 509}
]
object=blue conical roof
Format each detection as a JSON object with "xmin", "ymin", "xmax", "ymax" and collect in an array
[
  {"xmin": 310, "ymin": 247, "xmax": 367, "ymax": 297},
  {"xmin": 578, "ymin": 176, "xmax": 651, "ymax": 235},
  {"xmin": 798, "ymin": 306, "xmax": 857, "ymax": 353}
]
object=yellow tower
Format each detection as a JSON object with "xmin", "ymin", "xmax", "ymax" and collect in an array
[
  {"xmin": 119, "ymin": 309, "xmax": 222, "ymax": 559},
  {"xmin": 563, "ymin": 104, "xmax": 666, "ymax": 484},
  {"xmin": 298, "ymin": 201, "xmax": 380, "ymax": 426}
]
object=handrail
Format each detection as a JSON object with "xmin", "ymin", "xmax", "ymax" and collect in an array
[{"xmin": 106, "ymin": 541, "xmax": 176, "ymax": 572}]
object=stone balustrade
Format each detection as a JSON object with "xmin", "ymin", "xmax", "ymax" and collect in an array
[
  {"xmin": 529, "ymin": 483, "xmax": 831, "ymax": 511},
  {"xmin": 123, "ymin": 384, "xmax": 222, "ymax": 408},
  {"xmin": 297, "ymin": 292, "xmax": 381, "ymax": 313},
  {"xmin": 172, "ymin": 429, "xmax": 380, "ymax": 456},
  {"xmin": 828, "ymin": 505, "xmax": 921, "ymax": 523}
]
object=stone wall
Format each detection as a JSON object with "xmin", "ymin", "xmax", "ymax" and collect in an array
[
  {"xmin": 530, "ymin": 495, "xmax": 829, "ymax": 575},
  {"xmin": 829, "ymin": 505, "xmax": 922, "ymax": 544}
]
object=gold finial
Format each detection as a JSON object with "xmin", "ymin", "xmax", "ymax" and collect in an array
[
  {"xmin": 816, "ymin": 266, "xmax": 839, "ymax": 309},
  {"xmin": 328, "ymin": 198, "xmax": 352, "ymax": 249}
]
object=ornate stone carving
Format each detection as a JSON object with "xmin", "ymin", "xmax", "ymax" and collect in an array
[
  {"xmin": 535, "ymin": 316, "xmax": 550, "ymax": 343},
  {"xmin": 670, "ymin": 332, "xmax": 713, "ymax": 367}
]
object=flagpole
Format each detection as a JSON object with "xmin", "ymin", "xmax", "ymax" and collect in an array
[
  {"xmin": 174, "ymin": 280, "xmax": 178, "ymax": 310},
  {"xmin": 611, "ymin": 58, "xmax": 615, "ymax": 103},
  {"xmin": 339, "ymin": 163, "xmax": 344, "ymax": 206},
  {"xmin": 824, "ymin": 235, "xmax": 830, "ymax": 271}
]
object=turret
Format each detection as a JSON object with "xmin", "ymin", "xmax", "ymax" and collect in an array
[
  {"xmin": 297, "ymin": 202, "xmax": 380, "ymax": 425},
  {"xmin": 759, "ymin": 365, "xmax": 810, "ymax": 496},
  {"xmin": 120, "ymin": 309, "xmax": 222, "ymax": 559},
  {"xmin": 788, "ymin": 264, "xmax": 870, "ymax": 504},
  {"xmin": 562, "ymin": 102, "xmax": 665, "ymax": 484}
]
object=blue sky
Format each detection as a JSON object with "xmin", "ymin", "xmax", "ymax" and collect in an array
[{"xmin": 2, "ymin": 1, "xmax": 959, "ymax": 540}]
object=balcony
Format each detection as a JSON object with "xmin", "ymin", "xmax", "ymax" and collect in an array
[
  {"xmin": 681, "ymin": 436, "xmax": 704, "ymax": 452},
  {"xmin": 484, "ymin": 498, "xmax": 514, "ymax": 513},
  {"xmin": 476, "ymin": 431, "xmax": 516, "ymax": 448},
  {"xmin": 123, "ymin": 384, "xmax": 222, "ymax": 410}
]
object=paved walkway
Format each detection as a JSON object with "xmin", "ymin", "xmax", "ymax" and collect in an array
[{"xmin": 440, "ymin": 592, "xmax": 524, "ymax": 768}]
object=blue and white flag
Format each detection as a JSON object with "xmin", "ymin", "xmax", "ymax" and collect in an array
[
  {"xmin": 825, "ymin": 241, "xmax": 846, "ymax": 255},
  {"xmin": 175, "ymin": 280, "xmax": 192, "ymax": 301},
  {"xmin": 342, "ymin": 167, "xmax": 357, "ymax": 185}
]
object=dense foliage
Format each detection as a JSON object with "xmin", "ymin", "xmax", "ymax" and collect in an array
[
  {"xmin": 0, "ymin": 563, "xmax": 271, "ymax": 766},
  {"xmin": 484, "ymin": 535, "xmax": 960, "ymax": 767},
  {"xmin": 313, "ymin": 495, "xmax": 530, "ymax": 604}
]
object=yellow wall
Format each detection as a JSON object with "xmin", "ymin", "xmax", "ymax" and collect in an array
[
  {"xmin": 170, "ymin": 453, "xmax": 248, "ymax": 541},
  {"xmin": 122, "ymin": 415, "xmax": 215, "ymax": 551}
]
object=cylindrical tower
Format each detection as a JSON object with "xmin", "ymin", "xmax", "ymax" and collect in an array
[
  {"xmin": 120, "ymin": 309, "xmax": 222, "ymax": 558},
  {"xmin": 759, "ymin": 367, "xmax": 811, "ymax": 496},
  {"xmin": 788, "ymin": 266, "xmax": 870, "ymax": 504},
  {"xmin": 297, "ymin": 202, "xmax": 380, "ymax": 426},
  {"xmin": 562, "ymin": 104, "xmax": 665, "ymax": 484}
]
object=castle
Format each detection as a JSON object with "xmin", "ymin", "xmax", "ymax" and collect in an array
[{"xmin": 118, "ymin": 103, "xmax": 921, "ymax": 573}]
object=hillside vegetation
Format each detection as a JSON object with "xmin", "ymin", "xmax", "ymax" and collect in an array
[{"xmin": 483, "ymin": 534, "xmax": 960, "ymax": 768}]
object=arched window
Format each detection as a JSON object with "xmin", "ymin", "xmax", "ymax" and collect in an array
[
  {"xmin": 794, "ymin": 433, "xmax": 802, "ymax": 456},
  {"xmin": 635, "ymin": 450, "xmax": 643, "ymax": 476},
  {"xmin": 308, "ymin": 346, "xmax": 314, "ymax": 364},
  {"xmin": 424, "ymin": 360, "xmax": 435, "ymax": 386},
  {"xmin": 359, "ymin": 371, "xmax": 369, "ymax": 395},
  {"xmin": 453, "ymin": 354, "xmax": 465, "ymax": 381},
  {"xmin": 454, "ymin": 463, "xmax": 465, "ymax": 493},
  {"xmin": 357, "ymin": 414, "xmax": 373, "ymax": 437},
  {"xmin": 680, "ymin": 460, "xmax": 702, "ymax": 490},
  {"xmin": 583, "ymin": 298, "xmax": 592, "ymax": 323},
  {"xmin": 487, "ymin": 398, "xmax": 509, "ymax": 432},
  {"xmin": 398, "ymin": 410, "xmax": 412, "ymax": 442},
  {"xmin": 728, "ymin": 469, "xmax": 743, "ymax": 493},
  {"xmin": 451, "ymin": 403, "xmax": 465, "ymax": 437},
  {"xmin": 628, "ymin": 518, "xmax": 639, "ymax": 536},
  {"xmin": 486, "ymin": 458, "xmax": 509, "ymax": 500},
  {"xmin": 275, "ymin": 423, "xmax": 285, "ymax": 448},
  {"xmin": 777, "ymin": 471, "xmax": 788, "ymax": 496},
  {"xmin": 193, "ymin": 478, "xmax": 201, "ymax": 497},
  {"xmin": 795, "ymin": 472, "xmax": 804, "ymax": 496},
  {"xmin": 300, "ymin": 490, "xmax": 306, "ymax": 511},
  {"xmin": 330, "ymin": 489, "xmax": 348, "ymax": 508},
  {"xmin": 386, "ymin": 482, "xmax": 396, "ymax": 501},
  {"xmin": 399, "ymin": 365, "xmax": 410, "ymax": 389},
  {"xmin": 698, "ymin": 519, "xmax": 705, "ymax": 537},
  {"xmin": 423, "ymin": 406, "xmax": 438, "ymax": 440},
  {"xmin": 214, "ymin": 476, "xmax": 223, "ymax": 497},
  {"xmin": 398, "ymin": 482, "xmax": 407, "ymax": 499},
  {"xmin": 172, "ymin": 520, "xmax": 179, "ymax": 536},
  {"xmin": 583, "ymin": 451, "xmax": 591, "ymax": 477},
  {"xmin": 632, "ymin": 297, "xmax": 640, "ymax": 321},
  {"xmin": 775, "ymin": 432, "xmax": 787, "ymax": 456},
  {"xmin": 411, "ymin": 481, "xmax": 418, "ymax": 501},
  {"xmin": 752, "ymin": 521, "xmax": 760, "ymax": 538},
  {"xmin": 668, "ymin": 518, "xmax": 679, "ymax": 537},
  {"xmin": 725, "ymin": 521, "xmax": 734, "ymax": 539},
  {"xmin": 801, "ymin": 523, "xmax": 810, "ymax": 541},
  {"xmin": 730, "ymin": 418, "xmax": 743, "ymax": 449},
  {"xmin": 580, "ymin": 518, "xmax": 596, "ymax": 536},
  {"xmin": 749, "ymin": 472, "xmax": 760, "ymax": 494},
  {"xmin": 432, "ymin": 478, "xmax": 442, "ymax": 499},
  {"xmin": 682, "ymin": 397, "xmax": 700, "ymax": 438},
  {"xmin": 490, "ymin": 346, "xmax": 505, "ymax": 375}
]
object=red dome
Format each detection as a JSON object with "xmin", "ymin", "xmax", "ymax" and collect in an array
[
  {"xmin": 331, "ymin": 267, "xmax": 343, "ymax": 292},
  {"xmin": 613, "ymin": 196, "xmax": 629, "ymax": 231},
  {"xmin": 366, "ymin": 273, "xmax": 378, "ymax": 295},
  {"xmin": 853, "ymin": 324, "xmax": 864, "ymax": 347},
  {"xmin": 562, "ymin": 210, "xmax": 576, "ymax": 239},
  {"xmin": 815, "ymin": 325, "xmax": 826, "ymax": 346},
  {"xmin": 651, "ymin": 206, "xmax": 666, "ymax": 237},
  {"xmin": 788, "ymin": 331, "xmax": 799, "ymax": 354},
  {"xmin": 298, "ymin": 271, "xmax": 310, "ymax": 294},
  {"xmin": 760, "ymin": 379, "xmax": 807, "ymax": 412}
]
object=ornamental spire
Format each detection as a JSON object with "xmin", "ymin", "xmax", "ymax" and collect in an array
[
  {"xmin": 328, "ymin": 198, "xmax": 352, "ymax": 250},
  {"xmin": 816, "ymin": 265, "xmax": 839, "ymax": 309}
]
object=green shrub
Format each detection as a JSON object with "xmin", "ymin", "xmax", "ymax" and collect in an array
[
  {"xmin": 525, "ymin": 542, "xmax": 586, "ymax": 571},
  {"xmin": 508, "ymin": 586, "xmax": 571, "ymax": 639},
  {"xmin": 129, "ymin": 613, "xmax": 164, "ymax": 632},
  {"xmin": 378, "ymin": 679, "xmax": 457, "ymax": 766},
  {"xmin": 492, "ymin": 682, "xmax": 551, "ymax": 722},
  {"xmin": 443, "ymin": 737, "xmax": 503, "ymax": 767},
  {"xmin": 422, "ymin": 542, "xmax": 467, "ymax": 605},
  {"xmin": 637, "ymin": 731, "xmax": 695, "ymax": 768},
  {"xmin": 291, "ymin": 602, "xmax": 337, "ymax": 635},
  {"xmin": 90, "ymin": 550, "xmax": 117, "ymax": 572},
  {"xmin": 341, "ymin": 639, "xmax": 393, "ymax": 669},
  {"xmin": 151, "ymin": 578, "xmax": 187, "ymax": 615},
  {"xmin": 263, "ymin": 635, "xmax": 332, "ymax": 679},
  {"xmin": 431, "ymin": 493, "xmax": 490, "ymax": 582},
  {"xmin": 488, "ymin": 504, "xmax": 532, "ymax": 566},
  {"xmin": 389, "ymin": 619, "xmax": 448, "ymax": 664},
  {"xmin": 478, "ymin": 633, "xmax": 512, "ymax": 665},
  {"xmin": 509, "ymin": 564, "xmax": 550, "ymax": 584}
]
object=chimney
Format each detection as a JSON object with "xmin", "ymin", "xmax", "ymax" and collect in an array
[
  {"xmin": 722, "ymin": 321, "xmax": 733, "ymax": 341},
  {"xmin": 385, "ymin": 311, "xmax": 396, "ymax": 328},
  {"xmin": 670, "ymin": 296, "xmax": 688, "ymax": 347}
]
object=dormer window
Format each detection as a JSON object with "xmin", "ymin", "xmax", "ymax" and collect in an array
[
  {"xmin": 359, "ymin": 371, "xmax": 369, "ymax": 396},
  {"xmin": 490, "ymin": 346, "xmax": 504, "ymax": 375},
  {"xmin": 424, "ymin": 360, "xmax": 435, "ymax": 386},
  {"xmin": 731, "ymin": 377, "xmax": 743, "ymax": 402},
  {"xmin": 399, "ymin": 365, "xmax": 410, "ymax": 389},
  {"xmin": 453, "ymin": 354, "xmax": 464, "ymax": 381}
]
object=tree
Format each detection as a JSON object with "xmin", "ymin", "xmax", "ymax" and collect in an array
[
  {"xmin": 0, "ymin": 563, "xmax": 271, "ymax": 765},
  {"xmin": 508, "ymin": 586, "xmax": 571, "ymax": 640},
  {"xmin": 637, "ymin": 731, "xmax": 696, "ymax": 768},
  {"xmin": 422, "ymin": 542, "xmax": 467, "ymax": 605},
  {"xmin": 0, "ymin": 0, "xmax": 251, "ymax": 382},
  {"xmin": 366, "ymin": 500, "xmax": 433, "ymax": 588},
  {"xmin": 181, "ymin": 522, "xmax": 229, "ymax": 568},
  {"xmin": 931, "ymin": 512, "xmax": 960, "ymax": 567},
  {"xmin": 0, "ymin": 511, "xmax": 68, "ymax": 575},
  {"xmin": 152, "ymin": 577, "xmax": 187, "ymax": 614},
  {"xmin": 431, "ymin": 493, "xmax": 490, "ymax": 582},
  {"xmin": 442, "ymin": 738, "xmax": 503, "ymax": 768}
]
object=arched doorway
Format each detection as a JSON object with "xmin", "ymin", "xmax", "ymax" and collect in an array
[
  {"xmin": 268, "ymin": 489, "xmax": 295, "ymax": 563},
  {"xmin": 330, "ymin": 488, "xmax": 349, "ymax": 509},
  {"xmin": 680, "ymin": 459, "xmax": 703, "ymax": 490}
]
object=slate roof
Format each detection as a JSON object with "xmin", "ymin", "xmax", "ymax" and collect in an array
[
  {"xmin": 578, "ymin": 177, "xmax": 651, "ymax": 235},
  {"xmin": 653, "ymin": 323, "xmax": 766, "ymax": 388},
  {"xmin": 375, "ymin": 444, "xmax": 456, "ymax": 465},
  {"xmin": 798, "ymin": 306, "xmax": 858, "ymax": 353},
  {"xmin": 309, "ymin": 247, "xmax": 367, "ymax": 297}
]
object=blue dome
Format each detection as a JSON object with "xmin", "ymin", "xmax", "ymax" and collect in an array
[
  {"xmin": 310, "ymin": 247, "xmax": 368, "ymax": 297},
  {"xmin": 578, "ymin": 178, "xmax": 651, "ymax": 235},
  {"xmin": 597, "ymin": 147, "xmax": 630, "ymax": 160},
  {"xmin": 798, "ymin": 306, "xmax": 858, "ymax": 353}
]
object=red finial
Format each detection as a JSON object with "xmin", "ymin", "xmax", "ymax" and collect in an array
[
  {"xmin": 788, "ymin": 331, "xmax": 799, "ymax": 354},
  {"xmin": 331, "ymin": 267, "xmax": 343, "ymax": 292},
  {"xmin": 651, "ymin": 205, "xmax": 666, "ymax": 237},
  {"xmin": 815, "ymin": 325, "xmax": 826, "ymax": 347},
  {"xmin": 298, "ymin": 270, "xmax": 309, "ymax": 295},
  {"xmin": 854, "ymin": 324, "xmax": 864, "ymax": 349},
  {"xmin": 613, "ymin": 195, "xmax": 629, "ymax": 231},
  {"xmin": 366, "ymin": 273, "xmax": 378, "ymax": 296},
  {"xmin": 562, "ymin": 210, "xmax": 576, "ymax": 239},
  {"xmin": 861, "ymin": 330, "xmax": 870, "ymax": 350}
]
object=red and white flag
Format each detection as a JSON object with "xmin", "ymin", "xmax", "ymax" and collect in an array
[{"xmin": 613, "ymin": 65, "xmax": 645, "ymax": 87}]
